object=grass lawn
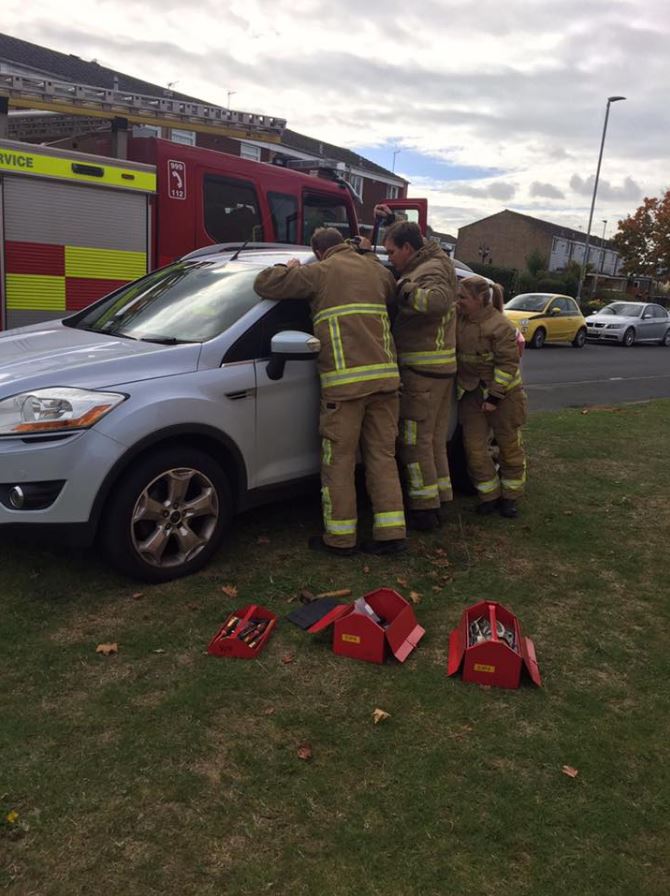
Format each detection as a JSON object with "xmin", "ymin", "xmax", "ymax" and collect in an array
[{"xmin": 2, "ymin": 401, "xmax": 670, "ymax": 896}]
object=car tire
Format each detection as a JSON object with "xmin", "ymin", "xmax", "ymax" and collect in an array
[
  {"xmin": 661, "ymin": 329, "xmax": 670, "ymax": 346},
  {"xmin": 529, "ymin": 327, "xmax": 546, "ymax": 349},
  {"xmin": 572, "ymin": 327, "xmax": 587, "ymax": 348},
  {"xmin": 622, "ymin": 327, "xmax": 635, "ymax": 347},
  {"xmin": 101, "ymin": 447, "xmax": 232, "ymax": 582}
]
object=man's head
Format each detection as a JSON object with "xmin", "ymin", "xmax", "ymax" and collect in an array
[
  {"xmin": 383, "ymin": 221, "xmax": 423, "ymax": 273},
  {"xmin": 311, "ymin": 227, "xmax": 344, "ymax": 260}
]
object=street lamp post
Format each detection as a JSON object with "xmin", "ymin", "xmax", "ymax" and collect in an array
[
  {"xmin": 227, "ymin": 90, "xmax": 236, "ymax": 110},
  {"xmin": 576, "ymin": 96, "xmax": 626, "ymax": 302},
  {"xmin": 592, "ymin": 219, "xmax": 608, "ymax": 297},
  {"xmin": 392, "ymin": 149, "xmax": 401, "ymax": 172}
]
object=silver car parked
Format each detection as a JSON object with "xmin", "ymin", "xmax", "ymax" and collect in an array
[
  {"xmin": 0, "ymin": 244, "xmax": 471, "ymax": 582},
  {"xmin": 586, "ymin": 301, "xmax": 670, "ymax": 346}
]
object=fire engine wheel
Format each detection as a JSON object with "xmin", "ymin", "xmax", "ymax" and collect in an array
[
  {"xmin": 529, "ymin": 327, "xmax": 546, "ymax": 349},
  {"xmin": 101, "ymin": 448, "xmax": 232, "ymax": 582}
]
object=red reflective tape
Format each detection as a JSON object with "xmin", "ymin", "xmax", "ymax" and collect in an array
[
  {"xmin": 66, "ymin": 277, "xmax": 128, "ymax": 311},
  {"xmin": 5, "ymin": 241, "xmax": 65, "ymax": 276}
]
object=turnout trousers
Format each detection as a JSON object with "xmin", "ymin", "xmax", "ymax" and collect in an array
[
  {"xmin": 398, "ymin": 368, "xmax": 455, "ymax": 510},
  {"xmin": 459, "ymin": 387, "xmax": 528, "ymax": 503},
  {"xmin": 319, "ymin": 390, "xmax": 406, "ymax": 548}
]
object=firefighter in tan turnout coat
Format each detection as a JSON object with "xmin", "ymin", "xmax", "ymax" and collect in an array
[
  {"xmin": 254, "ymin": 227, "xmax": 407, "ymax": 556},
  {"xmin": 456, "ymin": 276, "xmax": 527, "ymax": 519},
  {"xmin": 381, "ymin": 215, "xmax": 458, "ymax": 530}
]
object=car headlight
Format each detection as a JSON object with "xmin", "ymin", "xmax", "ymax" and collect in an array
[
  {"xmin": 606, "ymin": 323, "xmax": 623, "ymax": 329},
  {"xmin": 0, "ymin": 388, "xmax": 125, "ymax": 436},
  {"xmin": 519, "ymin": 318, "xmax": 529, "ymax": 329}
]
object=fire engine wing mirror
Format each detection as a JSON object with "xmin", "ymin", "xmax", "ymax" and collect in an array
[{"xmin": 266, "ymin": 331, "xmax": 320, "ymax": 380}]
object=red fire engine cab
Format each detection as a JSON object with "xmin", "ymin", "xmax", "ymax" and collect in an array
[{"xmin": 0, "ymin": 135, "xmax": 427, "ymax": 331}]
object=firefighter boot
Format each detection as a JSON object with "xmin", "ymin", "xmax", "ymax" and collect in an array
[
  {"xmin": 308, "ymin": 535, "xmax": 358, "ymax": 557},
  {"xmin": 361, "ymin": 538, "xmax": 408, "ymax": 556},
  {"xmin": 476, "ymin": 499, "xmax": 500, "ymax": 516},
  {"xmin": 499, "ymin": 499, "xmax": 518, "ymax": 519},
  {"xmin": 408, "ymin": 509, "xmax": 441, "ymax": 531}
]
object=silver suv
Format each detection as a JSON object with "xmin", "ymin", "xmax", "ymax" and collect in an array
[{"xmin": 0, "ymin": 244, "xmax": 470, "ymax": 581}]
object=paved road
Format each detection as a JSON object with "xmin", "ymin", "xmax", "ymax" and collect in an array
[{"xmin": 522, "ymin": 342, "xmax": 670, "ymax": 411}]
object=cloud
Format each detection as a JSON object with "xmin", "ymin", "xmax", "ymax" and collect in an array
[
  {"xmin": 456, "ymin": 182, "xmax": 518, "ymax": 201},
  {"xmin": 530, "ymin": 182, "xmax": 565, "ymax": 199},
  {"xmin": 569, "ymin": 174, "xmax": 642, "ymax": 201}
]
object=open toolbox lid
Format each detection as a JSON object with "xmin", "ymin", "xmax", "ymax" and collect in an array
[{"xmin": 366, "ymin": 588, "xmax": 425, "ymax": 662}]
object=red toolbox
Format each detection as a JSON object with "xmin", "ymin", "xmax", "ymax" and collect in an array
[
  {"xmin": 307, "ymin": 588, "xmax": 425, "ymax": 664},
  {"xmin": 208, "ymin": 604, "xmax": 277, "ymax": 659},
  {"xmin": 447, "ymin": 600, "xmax": 541, "ymax": 689}
]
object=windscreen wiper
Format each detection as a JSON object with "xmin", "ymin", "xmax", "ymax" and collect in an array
[{"xmin": 138, "ymin": 336, "xmax": 197, "ymax": 344}]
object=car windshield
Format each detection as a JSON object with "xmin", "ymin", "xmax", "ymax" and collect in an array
[
  {"xmin": 65, "ymin": 261, "xmax": 263, "ymax": 342},
  {"xmin": 600, "ymin": 303, "xmax": 643, "ymax": 317},
  {"xmin": 505, "ymin": 294, "xmax": 550, "ymax": 312}
]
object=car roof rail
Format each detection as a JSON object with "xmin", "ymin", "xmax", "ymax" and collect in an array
[{"xmin": 181, "ymin": 242, "xmax": 311, "ymax": 260}]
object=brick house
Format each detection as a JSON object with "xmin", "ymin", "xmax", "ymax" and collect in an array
[{"xmin": 456, "ymin": 209, "xmax": 622, "ymax": 281}]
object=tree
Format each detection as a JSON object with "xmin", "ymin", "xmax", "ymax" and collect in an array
[
  {"xmin": 613, "ymin": 190, "xmax": 670, "ymax": 279},
  {"xmin": 525, "ymin": 249, "xmax": 548, "ymax": 277}
]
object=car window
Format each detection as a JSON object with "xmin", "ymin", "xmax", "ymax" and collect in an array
[
  {"xmin": 67, "ymin": 261, "xmax": 263, "ymax": 342},
  {"xmin": 505, "ymin": 294, "xmax": 550, "ymax": 312},
  {"xmin": 303, "ymin": 193, "xmax": 352, "ymax": 244},
  {"xmin": 566, "ymin": 299, "xmax": 580, "ymax": 314},
  {"xmin": 602, "ymin": 303, "xmax": 642, "ymax": 317},
  {"xmin": 223, "ymin": 299, "xmax": 313, "ymax": 363},
  {"xmin": 203, "ymin": 175, "xmax": 264, "ymax": 243},
  {"xmin": 652, "ymin": 305, "xmax": 667, "ymax": 319}
]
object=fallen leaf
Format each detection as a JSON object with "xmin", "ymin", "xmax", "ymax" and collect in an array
[
  {"xmin": 297, "ymin": 742, "xmax": 313, "ymax": 761},
  {"xmin": 372, "ymin": 708, "xmax": 391, "ymax": 725},
  {"xmin": 281, "ymin": 653, "xmax": 295, "ymax": 665},
  {"xmin": 581, "ymin": 409, "xmax": 589, "ymax": 415},
  {"xmin": 362, "ymin": 565, "xmax": 370, "ymax": 574},
  {"xmin": 257, "ymin": 536, "xmax": 271, "ymax": 544},
  {"xmin": 221, "ymin": 584, "xmax": 238, "ymax": 598},
  {"xmin": 132, "ymin": 592, "xmax": 144, "ymax": 600},
  {"xmin": 396, "ymin": 576, "xmax": 409, "ymax": 587},
  {"xmin": 432, "ymin": 586, "xmax": 441, "ymax": 593},
  {"xmin": 96, "ymin": 642, "xmax": 118, "ymax": 656},
  {"xmin": 563, "ymin": 511, "xmax": 573, "ymax": 516},
  {"xmin": 562, "ymin": 765, "xmax": 579, "ymax": 778},
  {"xmin": 153, "ymin": 649, "xmax": 165, "ymax": 654},
  {"xmin": 409, "ymin": 591, "xmax": 422, "ymax": 605},
  {"xmin": 263, "ymin": 706, "xmax": 275, "ymax": 716}
]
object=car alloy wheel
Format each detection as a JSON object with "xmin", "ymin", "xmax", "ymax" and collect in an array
[
  {"xmin": 572, "ymin": 327, "xmax": 586, "ymax": 348},
  {"xmin": 529, "ymin": 327, "xmax": 546, "ymax": 349},
  {"xmin": 622, "ymin": 327, "xmax": 635, "ymax": 347},
  {"xmin": 662, "ymin": 330, "xmax": 670, "ymax": 347},
  {"xmin": 101, "ymin": 447, "xmax": 232, "ymax": 582},
  {"xmin": 131, "ymin": 467, "xmax": 219, "ymax": 569}
]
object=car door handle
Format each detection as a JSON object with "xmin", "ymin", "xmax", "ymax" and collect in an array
[{"xmin": 225, "ymin": 389, "xmax": 256, "ymax": 400}]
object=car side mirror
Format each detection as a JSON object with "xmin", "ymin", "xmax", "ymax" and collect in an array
[
  {"xmin": 266, "ymin": 330, "xmax": 320, "ymax": 381},
  {"xmin": 550, "ymin": 307, "xmax": 561, "ymax": 316}
]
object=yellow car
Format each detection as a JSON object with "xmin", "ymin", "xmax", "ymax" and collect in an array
[{"xmin": 504, "ymin": 293, "xmax": 587, "ymax": 349}]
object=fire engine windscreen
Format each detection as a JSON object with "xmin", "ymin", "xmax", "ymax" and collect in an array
[{"xmin": 64, "ymin": 261, "xmax": 263, "ymax": 343}]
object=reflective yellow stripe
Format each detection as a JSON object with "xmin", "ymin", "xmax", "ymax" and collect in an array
[
  {"xmin": 6, "ymin": 273, "xmax": 65, "ymax": 310},
  {"xmin": 457, "ymin": 385, "xmax": 465, "ymax": 400},
  {"xmin": 326, "ymin": 518, "xmax": 357, "ymax": 535},
  {"xmin": 320, "ymin": 363, "xmax": 399, "ymax": 389},
  {"xmin": 403, "ymin": 419, "xmax": 417, "ymax": 446},
  {"xmin": 410, "ymin": 287, "xmax": 430, "ymax": 312},
  {"xmin": 409, "ymin": 483, "xmax": 439, "ymax": 499},
  {"xmin": 398, "ymin": 349, "xmax": 456, "ymax": 366},
  {"xmin": 65, "ymin": 246, "xmax": 147, "ymax": 281},
  {"xmin": 505, "ymin": 371, "xmax": 522, "ymax": 391},
  {"xmin": 0, "ymin": 147, "xmax": 156, "ymax": 192},
  {"xmin": 436, "ymin": 313, "xmax": 446, "ymax": 351},
  {"xmin": 438, "ymin": 476, "xmax": 452, "ymax": 490},
  {"xmin": 494, "ymin": 368, "xmax": 514, "ymax": 386},
  {"xmin": 382, "ymin": 312, "xmax": 394, "ymax": 363},
  {"xmin": 322, "ymin": 438, "xmax": 332, "ymax": 466},
  {"xmin": 501, "ymin": 477, "xmax": 525, "ymax": 490},
  {"xmin": 373, "ymin": 511, "xmax": 406, "ymax": 529},
  {"xmin": 313, "ymin": 303, "xmax": 387, "ymax": 326},
  {"xmin": 476, "ymin": 477, "xmax": 500, "ymax": 495},
  {"xmin": 328, "ymin": 318, "xmax": 346, "ymax": 371},
  {"xmin": 408, "ymin": 463, "xmax": 423, "ymax": 490}
]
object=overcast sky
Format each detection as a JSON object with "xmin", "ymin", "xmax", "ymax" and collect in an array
[{"xmin": 5, "ymin": 0, "xmax": 669, "ymax": 236}]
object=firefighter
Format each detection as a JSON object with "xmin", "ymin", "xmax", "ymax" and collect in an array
[
  {"xmin": 378, "ymin": 209, "xmax": 458, "ymax": 530},
  {"xmin": 254, "ymin": 227, "xmax": 407, "ymax": 556},
  {"xmin": 456, "ymin": 276, "xmax": 527, "ymax": 518}
]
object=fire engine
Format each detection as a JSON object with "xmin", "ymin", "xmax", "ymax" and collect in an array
[{"xmin": 0, "ymin": 136, "xmax": 428, "ymax": 331}]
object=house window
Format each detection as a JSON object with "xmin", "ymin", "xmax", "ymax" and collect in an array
[
  {"xmin": 240, "ymin": 142, "xmax": 262, "ymax": 163},
  {"xmin": 386, "ymin": 185, "xmax": 400, "ymax": 199},
  {"xmin": 133, "ymin": 124, "xmax": 162, "ymax": 138},
  {"xmin": 170, "ymin": 128, "xmax": 196, "ymax": 146},
  {"xmin": 346, "ymin": 173, "xmax": 363, "ymax": 201}
]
